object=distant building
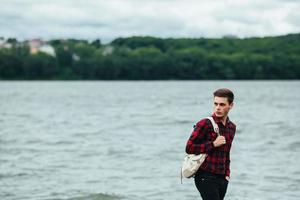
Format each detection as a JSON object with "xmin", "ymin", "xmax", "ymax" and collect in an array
[
  {"xmin": 0, "ymin": 38, "xmax": 13, "ymax": 49},
  {"xmin": 39, "ymin": 44, "xmax": 56, "ymax": 57},
  {"xmin": 27, "ymin": 39, "xmax": 56, "ymax": 57},
  {"xmin": 28, "ymin": 39, "xmax": 43, "ymax": 54},
  {"xmin": 72, "ymin": 53, "xmax": 80, "ymax": 61},
  {"xmin": 103, "ymin": 46, "xmax": 114, "ymax": 56}
]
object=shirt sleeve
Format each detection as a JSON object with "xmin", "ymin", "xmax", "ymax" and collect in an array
[{"xmin": 185, "ymin": 119, "xmax": 215, "ymax": 154}]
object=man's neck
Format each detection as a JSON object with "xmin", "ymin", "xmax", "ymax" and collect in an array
[{"xmin": 220, "ymin": 115, "xmax": 228, "ymax": 126}]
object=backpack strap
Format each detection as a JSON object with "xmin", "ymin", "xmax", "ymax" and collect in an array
[{"xmin": 206, "ymin": 117, "xmax": 220, "ymax": 136}]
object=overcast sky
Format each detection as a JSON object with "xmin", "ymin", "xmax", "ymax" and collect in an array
[{"xmin": 1, "ymin": 0, "xmax": 299, "ymax": 43}]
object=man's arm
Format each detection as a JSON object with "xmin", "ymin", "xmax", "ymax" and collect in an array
[
  {"xmin": 185, "ymin": 119, "xmax": 215, "ymax": 154},
  {"xmin": 225, "ymin": 151, "xmax": 231, "ymax": 180}
]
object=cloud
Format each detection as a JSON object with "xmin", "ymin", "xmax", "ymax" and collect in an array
[
  {"xmin": 0, "ymin": 0, "xmax": 299, "ymax": 42},
  {"xmin": 285, "ymin": 3, "xmax": 300, "ymax": 27}
]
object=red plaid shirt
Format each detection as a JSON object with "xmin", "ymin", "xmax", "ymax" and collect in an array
[{"xmin": 185, "ymin": 113, "xmax": 236, "ymax": 177}]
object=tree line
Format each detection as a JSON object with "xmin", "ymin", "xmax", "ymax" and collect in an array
[{"xmin": 0, "ymin": 33, "xmax": 299, "ymax": 80}]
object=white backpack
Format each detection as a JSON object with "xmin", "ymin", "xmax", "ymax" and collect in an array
[{"xmin": 181, "ymin": 117, "xmax": 220, "ymax": 183}]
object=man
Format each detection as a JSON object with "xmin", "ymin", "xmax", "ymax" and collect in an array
[{"xmin": 185, "ymin": 88, "xmax": 236, "ymax": 200}]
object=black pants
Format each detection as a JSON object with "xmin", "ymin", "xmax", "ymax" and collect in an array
[{"xmin": 194, "ymin": 170, "xmax": 229, "ymax": 200}]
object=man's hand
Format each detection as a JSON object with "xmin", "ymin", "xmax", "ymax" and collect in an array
[
  {"xmin": 225, "ymin": 176, "xmax": 230, "ymax": 181},
  {"xmin": 213, "ymin": 136, "xmax": 226, "ymax": 147}
]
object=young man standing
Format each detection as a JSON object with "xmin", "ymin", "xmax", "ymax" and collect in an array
[{"xmin": 185, "ymin": 88, "xmax": 236, "ymax": 200}]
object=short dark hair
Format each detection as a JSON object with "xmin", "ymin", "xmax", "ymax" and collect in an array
[{"xmin": 213, "ymin": 88, "xmax": 234, "ymax": 104}]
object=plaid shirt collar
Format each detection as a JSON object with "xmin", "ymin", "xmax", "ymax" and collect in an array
[{"xmin": 212, "ymin": 113, "xmax": 230, "ymax": 127}]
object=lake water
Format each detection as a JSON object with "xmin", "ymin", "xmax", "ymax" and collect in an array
[{"xmin": 0, "ymin": 81, "xmax": 300, "ymax": 200}]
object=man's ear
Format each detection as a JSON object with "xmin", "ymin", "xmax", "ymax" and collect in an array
[{"xmin": 229, "ymin": 102, "xmax": 234, "ymax": 109}]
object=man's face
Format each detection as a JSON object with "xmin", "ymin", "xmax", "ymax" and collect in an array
[{"xmin": 213, "ymin": 96, "xmax": 233, "ymax": 118}]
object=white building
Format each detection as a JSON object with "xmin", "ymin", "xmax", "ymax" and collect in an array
[
  {"xmin": 0, "ymin": 38, "xmax": 12, "ymax": 49},
  {"xmin": 28, "ymin": 39, "xmax": 56, "ymax": 57},
  {"xmin": 39, "ymin": 44, "xmax": 56, "ymax": 57}
]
